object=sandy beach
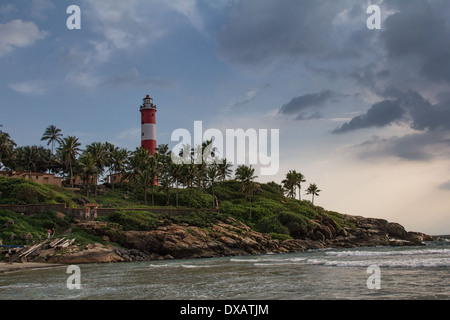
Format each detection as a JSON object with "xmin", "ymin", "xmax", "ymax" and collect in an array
[{"xmin": 0, "ymin": 262, "xmax": 64, "ymax": 274}]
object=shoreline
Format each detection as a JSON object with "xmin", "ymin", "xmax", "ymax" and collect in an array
[
  {"xmin": 0, "ymin": 262, "xmax": 65, "ymax": 274},
  {"xmin": 1, "ymin": 240, "xmax": 440, "ymax": 271}
]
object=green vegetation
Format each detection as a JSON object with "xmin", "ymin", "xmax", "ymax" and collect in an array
[
  {"xmin": 0, "ymin": 176, "xmax": 76, "ymax": 207},
  {"xmin": 1, "ymin": 124, "xmax": 342, "ymax": 247},
  {"xmin": 0, "ymin": 209, "xmax": 71, "ymax": 245}
]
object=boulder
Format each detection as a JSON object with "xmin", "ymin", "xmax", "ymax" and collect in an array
[
  {"xmin": 387, "ymin": 222, "xmax": 408, "ymax": 239},
  {"xmin": 48, "ymin": 246, "xmax": 123, "ymax": 264}
]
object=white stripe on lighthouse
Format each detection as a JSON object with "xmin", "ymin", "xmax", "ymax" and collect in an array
[{"xmin": 142, "ymin": 123, "xmax": 156, "ymax": 141}]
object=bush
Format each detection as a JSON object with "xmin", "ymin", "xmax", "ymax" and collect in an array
[
  {"xmin": 214, "ymin": 180, "xmax": 246, "ymax": 201},
  {"xmin": 278, "ymin": 211, "xmax": 314, "ymax": 239},
  {"xmin": 0, "ymin": 177, "xmax": 75, "ymax": 207},
  {"xmin": 251, "ymin": 198, "xmax": 284, "ymax": 222},
  {"xmin": 107, "ymin": 210, "xmax": 161, "ymax": 231},
  {"xmin": 269, "ymin": 233, "xmax": 293, "ymax": 241},
  {"xmin": 175, "ymin": 188, "xmax": 214, "ymax": 208},
  {"xmin": 168, "ymin": 211, "xmax": 227, "ymax": 229},
  {"xmin": 219, "ymin": 201, "xmax": 249, "ymax": 222},
  {"xmin": 255, "ymin": 215, "xmax": 290, "ymax": 235}
]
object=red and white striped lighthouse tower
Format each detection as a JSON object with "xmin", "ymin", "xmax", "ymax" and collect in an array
[{"xmin": 140, "ymin": 95, "xmax": 157, "ymax": 155}]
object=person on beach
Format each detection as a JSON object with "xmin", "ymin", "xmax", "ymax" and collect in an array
[
  {"xmin": 47, "ymin": 229, "xmax": 51, "ymax": 239},
  {"xmin": 51, "ymin": 228, "xmax": 55, "ymax": 238}
]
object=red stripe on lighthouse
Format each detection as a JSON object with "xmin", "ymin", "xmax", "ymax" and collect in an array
[{"xmin": 140, "ymin": 95, "xmax": 157, "ymax": 155}]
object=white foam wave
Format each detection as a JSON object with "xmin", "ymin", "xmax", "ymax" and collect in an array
[
  {"xmin": 181, "ymin": 264, "xmax": 221, "ymax": 269},
  {"xmin": 231, "ymin": 257, "xmax": 307, "ymax": 265},
  {"xmin": 148, "ymin": 263, "xmax": 179, "ymax": 268},
  {"xmin": 253, "ymin": 259, "xmax": 307, "ymax": 267},
  {"xmin": 326, "ymin": 249, "xmax": 450, "ymax": 257},
  {"xmin": 307, "ymin": 257, "xmax": 450, "ymax": 268}
]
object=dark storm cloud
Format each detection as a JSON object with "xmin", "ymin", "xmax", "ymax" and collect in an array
[
  {"xmin": 344, "ymin": 89, "xmax": 450, "ymax": 161},
  {"xmin": 216, "ymin": 0, "xmax": 357, "ymax": 66},
  {"xmin": 216, "ymin": 0, "xmax": 450, "ymax": 163},
  {"xmin": 334, "ymin": 88, "xmax": 450, "ymax": 134},
  {"xmin": 332, "ymin": 99, "xmax": 405, "ymax": 134},
  {"xmin": 381, "ymin": 0, "xmax": 450, "ymax": 83},
  {"xmin": 295, "ymin": 112, "xmax": 323, "ymax": 121},
  {"xmin": 279, "ymin": 90, "xmax": 334, "ymax": 116}
]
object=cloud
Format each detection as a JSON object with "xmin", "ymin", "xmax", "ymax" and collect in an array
[
  {"xmin": 340, "ymin": 89, "xmax": 450, "ymax": 161},
  {"xmin": 216, "ymin": 0, "xmax": 356, "ymax": 67},
  {"xmin": 334, "ymin": 89, "xmax": 450, "ymax": 134},
  {"xmin": 355, "ymin": 131, "xmax": 450, "ymax": 162},
  {"xmin": 438, "ymin": 181, "xmax": 450, "ymax": 191},
  {"xmin": 333, "ymin": 99, "xmax": 405, "ymax": 134},
  {"xmin": 164, "ymin": 0, "xmax": 204, "ymax": 32},
  {"xmin": 83, "ymin": 0, "xmax": 170, "ymax": 51},
  {"xmin": 29, "ymin": 0, "xmax": 55, "ymax": 20},
  {"xmin": 227, "ymin": 89, "xmax": 261, "ymax": 110},
  {"xmin": 278, "ymin": 90, "xmax": 335, "ymax": 120},
  {"xmin": 381, "ymin": 0, "xmax": 450, "ymax": 83},
  {"xmin": 8, "ymin": 81, "xmax": 48, "ymax": 95},
  {"xmin": 0, "ymin": 19, "xmax": 48, "ymax": 57},
  {"xmin": 102, "ymin": 68, "xmax": 173, "ymax": 88},
  {"xmin": 295, "ymin": 112, "xmax": 323, "ymax": 121}
]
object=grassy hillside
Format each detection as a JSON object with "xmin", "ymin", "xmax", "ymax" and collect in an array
[
  {"xmin": 0, "ymin": 176, "xmax": 349, "ymax": 245},
  {"xmin": 0, "ymin": 176, "xmax": 76, "ymax": 207}
]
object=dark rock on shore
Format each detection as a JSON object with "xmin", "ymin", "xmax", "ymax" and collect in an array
[{"xmin": 11, "ymin": 214, "xmax": 434, "ymax": 265}]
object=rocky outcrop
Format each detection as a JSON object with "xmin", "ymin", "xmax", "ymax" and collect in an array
[
  {"xmin": 71, "ymin": 214, "xmax": 434, "ymax": 262},
  {"xmin": 12, "ymin": 214, "xmax": 435, "ymax": 264}
]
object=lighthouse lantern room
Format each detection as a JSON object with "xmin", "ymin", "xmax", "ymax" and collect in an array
[{"xmin": 140, "ymin": 94, "xmax": 157, "ymax": 155}]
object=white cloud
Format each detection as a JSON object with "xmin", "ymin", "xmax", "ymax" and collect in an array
[
  {"xmin": 83, "ymin": 0, "xmax": 170, "ymax": 51},
  {"xmin": 8, "ymin": 81, "xmax": 48, "ymax": 95},
  {"xmin": 164, "ymin": 0, "xmax": 204, "ymax": 32},
  {"xmin": 0, "ymin": 19, "xmax": 48, "ymax": 57}
]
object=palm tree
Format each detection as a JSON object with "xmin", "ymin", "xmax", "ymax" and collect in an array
[
  {"xmin": 85, "ymin": 142, "xmax": 108, "ymax": 196},
  {"xmin": 294, "ymin": 171, "xmax": 306, "ymax": 201},
  {"xmin": 78, "ymin": 153, "xmax": 96, "ymax": 197},
  {"xmin": 58, "ymin": 136, "xmax": 81, "ymax": 191},
  {"xmin": 235, "ymin": 165, "xmax": 259, "ymax": 220},
  {"xmin": 207, "ymin": 165, "xmax": 219, "ymax": 208},
  {"xmin": 21, "ymin": 146, "xmax": 39, "ymax": 178},
  {"xmin": 124, "ymin": 147, "xmax": 162, "ymax": 206},
  {"xmin": 0, "ymin": 127, "xmax": 16, "ymax": 168},
  {"xmin": 41, "ymin": 125, "xmax": 63, "ymax": 154},
  {"xmin": 109, "ymin": 147, "xmax": 129, "ymax": 190},
  {"xmin": 147, "ymin": 154, "xmax": 163, "ymax": 206},
  {"xmin": 282, "ymin": 170, "xmax": 297, "ymax": 199},
  {"xmin": 306, "ymin": 183, "xmax": 321, "ymax": 205},
  {"xmin": 124, "ymin": 147, "xmax": 148, "ymax": 201},
  {"xmin": 182, "ymin": 162, "xmax": 198, "ymax": 208},
  {"xmin": 217, "ymin": 158, "xmax": 233, "ymax": 181},
  {"xmin": 168, "ymin": 161, "xmax": 183, "ymax": 207}
]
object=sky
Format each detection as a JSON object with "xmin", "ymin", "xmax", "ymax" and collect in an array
[{"xmin": 1, "ymin": 0, "xmax": 449, "ymax": 235}]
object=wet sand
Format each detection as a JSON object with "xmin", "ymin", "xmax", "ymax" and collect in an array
[{"xmin": 0, "ymin": 262, "xmax": 64, "ymax": 274}]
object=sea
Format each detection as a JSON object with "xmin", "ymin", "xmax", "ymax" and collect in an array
[{"xmin": 1, "ymin": 240, "xmax": 449, "ymax": 301}]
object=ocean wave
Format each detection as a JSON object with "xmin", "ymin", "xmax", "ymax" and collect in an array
[
  {"xmin": 307, "ymin": 257, "xmax": 450, "ymax": 268},
  {"xmin": 253, "ymin": 259, "xmax": 307, "ymax": 267},
  {"xmin": 326, "ymin": 249, "xmax": 450, "ymax": 257},
  {"xmin": 148, "ymin": 263, "xmax": 179, "ymax": 268},
  {"xmin": 181, "ymin": 264, "xmax": 223, "ymax": 269},
  {"xmin": 231, "ymin": 257, "xmax": 307, "ymax": 264}
]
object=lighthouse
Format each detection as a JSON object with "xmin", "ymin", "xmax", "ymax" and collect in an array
[{"xmin": 140, "ymin": 95, "xmax": 157, "ymax": 155}]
